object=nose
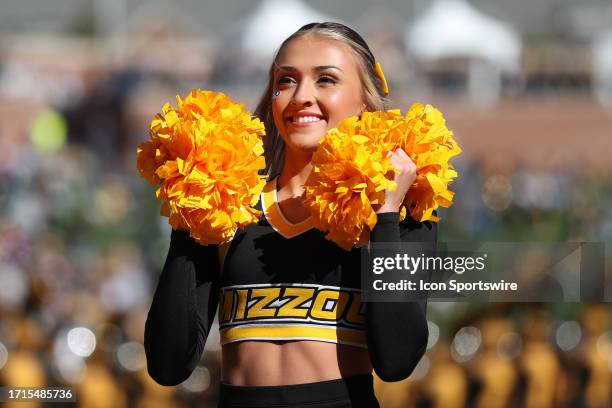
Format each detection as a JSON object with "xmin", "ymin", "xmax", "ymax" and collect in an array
[{"xmin": 290, "ymin": 80, "xmax": 315, "ymax": 107}]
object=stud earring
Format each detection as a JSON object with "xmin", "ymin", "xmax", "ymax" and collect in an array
[{"xmin": 272, "ymin": 89, "xmax": 281, "ymax": 97}]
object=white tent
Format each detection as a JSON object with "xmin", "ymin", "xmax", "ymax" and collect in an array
[
  {"xmin": 406, "ymin": 0, "xmax": 521, "ymax": 71},
  {"xmin": 240, "ymin": 0, "xmax": 334, "ymax": 64},
  {"xmin": 593, "ymin": 31, "xmax": 612, "ymax": 107}
]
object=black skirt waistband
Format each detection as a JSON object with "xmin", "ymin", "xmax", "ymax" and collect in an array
[{"xmin": 218, "ymin": 374, "xmax": 379, "ymax": 407}]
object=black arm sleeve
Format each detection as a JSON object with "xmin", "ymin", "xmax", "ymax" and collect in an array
[
  {"xmin": 366, "ymin": 212, "xmax": 437, "ymax": 382},
  {"xmin": 144, "ymin": 229, "xmax": 221, "ymax": 386}
]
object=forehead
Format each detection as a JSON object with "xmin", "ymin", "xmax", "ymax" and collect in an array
[{"xmin": 275, "ymin": 36, "xmax": 359, "ymax": 73}]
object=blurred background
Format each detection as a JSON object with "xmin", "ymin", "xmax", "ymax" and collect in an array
[{"xmin": 0, "ymin": 0, "xmax": 611, "ymax": 407}]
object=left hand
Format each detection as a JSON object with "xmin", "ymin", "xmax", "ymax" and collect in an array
[{"xmin": 376, "ymin": 148, "xmax": 417, "ymax": 214}]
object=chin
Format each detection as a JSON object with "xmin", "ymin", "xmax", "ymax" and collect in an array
[{"xmin": 287, "ymin": 134, "xmax": 325, "ymax": 153}]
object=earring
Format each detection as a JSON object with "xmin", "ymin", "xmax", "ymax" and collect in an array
[{"xmin": 272, "ymin": 90, "xmax": 281, "ymax": 98}]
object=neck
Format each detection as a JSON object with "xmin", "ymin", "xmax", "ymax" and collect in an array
[{"xmin": 277, "ymin": 149, "xmax": 313, "ymax": 198}]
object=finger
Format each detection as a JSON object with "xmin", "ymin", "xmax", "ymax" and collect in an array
[
  {"xmin": 398, "ymin": 150, "xmax": 416, "ymax": 170},
  {"xmin": 395, "ymin": 148, "xmax": 411, "ymax": 160},
  {"xmin": 389, "ymin": 149, "xmax": 408, "ymax": 165},
  {"xmin": 396, "ymin": 149, "xmax": 416, "ymax": 169},
  {"xmin": 389, "ymin": 155, "xmax": 403, "ymax": 169}
]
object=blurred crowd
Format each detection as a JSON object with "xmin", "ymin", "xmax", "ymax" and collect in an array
[
  {"xmin": 1, "ymin": 2, "xmax": 612, "ymax": 407},
  {"xmin": 375, "ymin": 304, "xmax": 612, "ymax": 408}
]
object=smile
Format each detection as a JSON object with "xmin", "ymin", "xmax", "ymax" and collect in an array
[
  {"xmin": 293, "ymin": 116, "xmax": 323, "ymax": 124},
  {"xmin": 285, "ymin": 109, "xmax": 327, "ymax": 129}
]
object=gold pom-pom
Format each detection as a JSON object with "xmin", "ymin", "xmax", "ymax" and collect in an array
[
  {"xmin": 303, "ymin": 112, "xmax": 399, "ymax": 250},
  {"xmin": 394, "ymin": 103, "xmax": 461, "ymax": 222},
  {"xmin": 303, "ymin": 105, "xmax": 460, "ymax": 250},
  {"xmin": 136, "ymin": 89, "xmax": 266, "ymax": 245}
]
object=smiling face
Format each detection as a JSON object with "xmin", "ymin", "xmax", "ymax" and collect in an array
[{"xmin": 271, "ymin": 35, "xmax": 366, "ymax": 155}]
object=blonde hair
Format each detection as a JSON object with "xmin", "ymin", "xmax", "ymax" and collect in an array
[{"xmin": 254, "ymin": 22, "xmax": 389, "ymax": 179}]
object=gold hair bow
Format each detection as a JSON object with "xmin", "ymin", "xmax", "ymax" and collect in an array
[{"xmin": 374, "ymin": 62, "xmax": 389, "ymax": 96}]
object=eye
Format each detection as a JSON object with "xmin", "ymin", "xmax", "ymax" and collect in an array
[
  {"xmin": 318, "ymin": 75, "xmax": 337, "ymax": 84},
  {"xmin": 277, "ymin": 76, "xmax": 294, "ymax": 85}
]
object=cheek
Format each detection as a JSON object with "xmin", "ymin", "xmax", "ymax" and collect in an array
[
  {"xmin": 271, "ymin": 99, "xmax": 285, "ymax": 130},
  {"xmin": 325, "ymin": 90, "xmax": 364, "ymax": 125}
]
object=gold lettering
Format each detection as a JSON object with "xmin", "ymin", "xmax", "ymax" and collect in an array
[
  {"xmin": 310, "ymin": 290, "xmax": 349, "ymax": 321},
  {"xmin": 219, "ymin": 290, "xmax": 234, "ymax": 323},
  {"xmin": 235, "ymin": 289, "xmax": 249, "ymax": 320},
  {"xmin": 277, "ymin": 287, "xmax": 315, "ymax": 318},
  {"xmin": 247, "ymin": 287, "xmax": 281, "ymax": 318}
]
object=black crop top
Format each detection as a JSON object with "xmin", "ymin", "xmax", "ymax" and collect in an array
[{"xmin": 144, "ymin": 177, "xmax": 436, "ymax": 385}]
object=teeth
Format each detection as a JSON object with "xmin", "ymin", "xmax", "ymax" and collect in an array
[{"xmin": 294, "ymin": 116, "xmax": 321, "ymax": 123}]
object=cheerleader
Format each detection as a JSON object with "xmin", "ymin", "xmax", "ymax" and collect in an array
[{"xmin": 144, "ymin": 21, "xmax": 436, "ymax": 408}]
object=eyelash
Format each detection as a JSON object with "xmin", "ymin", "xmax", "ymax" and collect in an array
[
  {"xmin": 278, "ymin": 75, "xmax": 337, "ymax": 85},
  {"xmin": 319, "ymin": 76, "xmax": 336, "ymax": 84}
]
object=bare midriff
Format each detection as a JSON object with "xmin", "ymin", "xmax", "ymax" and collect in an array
[{"xmin": 221, "ymin": 340, "xmax": 373, "ymax": 385}]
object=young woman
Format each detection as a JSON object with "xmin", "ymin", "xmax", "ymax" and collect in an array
[{"xmin": 144, "ymin": 22, "xmax": 436, "ymax": 408}]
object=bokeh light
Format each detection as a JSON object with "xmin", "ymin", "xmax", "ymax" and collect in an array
[
  {"xmin": 427, "ymin": 320, "xmax": 440, "ymax": 350},
  {"xmin": 67, "ymin": 327, "xmax": 96, "ymax": 357},
  {"xmin": 53, "ymin": 329, "xmax": 86, "ymax": 383},
  {"xmin": 555, "ymin": 321, "xmax": 582, "ymax": 351},
  {"xmin": 452, "ymin": 326, "xmax": 482, "ymax": 363},
  {"xmin": 29, "ymin": 109, "xmax": 67, "ymax": 153},
  {"xmin": 116, "ymin": 341, "xmax": 146, "ymax": 372},
  {"xmin": 410, "ymin": 355, "xmax": 431, "ymax": 381},
  {"xmin": 596, "ymin": 330, "xmax": 612, "ymax": 360},
  {"xmin": 180, "ymin": 365, "xmax": 211, "ymax": 393}
]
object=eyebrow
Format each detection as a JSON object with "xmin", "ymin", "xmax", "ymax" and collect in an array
[{"xmin": 275, "ymin": 65, "xmax": 344, "ymax": 73}]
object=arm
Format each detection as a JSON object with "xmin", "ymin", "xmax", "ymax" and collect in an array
[
  {"xmin": 144, "ymin": 229, "xmax": 221, "ymax": 386},
  {"xmin": 366, "ymin": 212, "xmax": 437, "ymax": 382}
]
